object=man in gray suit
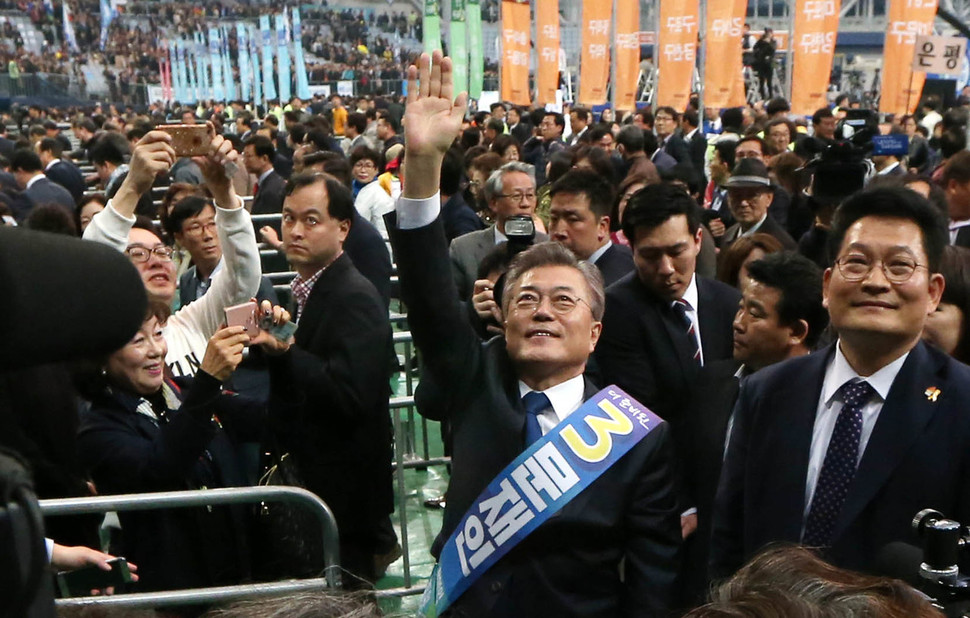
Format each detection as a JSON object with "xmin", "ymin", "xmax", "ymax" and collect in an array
[{"xmin": 449, "ymin": 161, "xmax": 547, "ymax": 300}]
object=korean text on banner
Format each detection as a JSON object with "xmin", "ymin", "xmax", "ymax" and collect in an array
[
  {"xmin": 657, "ymin": 0, "xmax": 698, "ymax": 110},
  {"xmin": 614, "ymin": 0, "xmax": 640, "ymax": 110},
  {"xmin": 578, "ymin": 0, "xmax": 612, "ymax": 105},
  {"xmin": 451, "ymin": 0, "xmax": 469, "ymax": 96},
  {"xmin": 704, "ymin": 0, "xmax": 746, "ymax": 109},
  {"xmin": 880, "ymin": 0, "xmax": 939, "ymax": 116},
  {"xmin": 790, "ymin": 0, "xmax": 841, "ymax": 115},
  {"xmin": 536, "ymin": 0, "xmax": 560, "ymax": 105},
  {"xmin": 500, "ymin": 0, "xmax": 531, "ymax": 106},
  {"xmin": 467, "ymin": 0, "xmax": 484, "ymax": 99},
  {"xmin": 424, "ymin": 0, "xmax": 442, "ymax": 54}
]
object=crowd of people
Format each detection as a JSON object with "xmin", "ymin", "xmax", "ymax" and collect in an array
[{"xmin": 5, "ymin": 45, "xmax": 970, "ymax": 616}]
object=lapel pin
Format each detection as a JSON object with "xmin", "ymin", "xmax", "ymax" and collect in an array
[{"xmin": 925, "ymin": 387, "xmax": 941, "ymax": 402}]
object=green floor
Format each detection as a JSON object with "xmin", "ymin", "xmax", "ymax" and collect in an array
[{"xmin": 375, "ymin": 364, "xmax": 449, "ymax": 615}]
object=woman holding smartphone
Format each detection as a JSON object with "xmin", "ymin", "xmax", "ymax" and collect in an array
[{"xmin": 76, "ymin": 300, "xmax": 293, "ymax": 594}]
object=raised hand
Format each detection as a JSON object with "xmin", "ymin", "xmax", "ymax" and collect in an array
[
  {"xmin": 124, "ymin": 131, "xmax": 176, "ymax": 198},
  {"xmin": 193, "ymin": 122, "xmax": 241, "ymax": 209},
  {"xmin": 402, "ymin": 51, "xmax": 468, "ymax": 199}
]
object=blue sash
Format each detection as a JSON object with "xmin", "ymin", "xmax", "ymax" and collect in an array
[{"xmin": 419, "ymin": 385, "xmax": 663, "ymax": 616}]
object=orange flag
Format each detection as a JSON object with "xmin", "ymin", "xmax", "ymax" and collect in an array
[
  {"xmin": 704, "ymin": 0, "xmax": 746, "ymax": 109},
  {"xmin": 536, "ymin": 0, "xmax": 559, "ymax": 106},
  {"xmin": 657, "ymin": 0, "xmax": 698, "ymax": 110},
  {"xmin": 578, "ymin": 0, "xmax": 612, "ymax": 105},
  {"xmin": 613, "ymin": 0, "xmax": 640, "ymax": 111},
  {"xmin": 790, "ymin": 0, "xmax": 841, "ymax": 115},
  {"xmin": 500, "ymin": 0, "xmax": 531, "ymax": 106},
  {"xmin": 880, "ymin": 0, "xmax": 938, "ymax": 116}
]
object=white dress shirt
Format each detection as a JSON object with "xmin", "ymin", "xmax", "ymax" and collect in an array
[
  {"xmin": 802, "ymin": 342, "xmax": 909, "ymax": 527},
  {"xmin": 518, "ymin": 375, "xmax": 586, "ymax": 436},
  {"xmin": 588, "ymin": 240, "xmax": 612, "ymax": 264}
]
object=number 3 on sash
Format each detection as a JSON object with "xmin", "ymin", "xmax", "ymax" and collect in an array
[{"xmin": 560, "ymin": 400, "xmax": 635, "ymax": 463}]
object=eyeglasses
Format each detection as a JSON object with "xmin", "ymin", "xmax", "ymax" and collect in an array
[
  {"xmin": 512, "ymin": 290, "xmax": 590, "ymax": 315},
  {"xmin": 497, "ymin": 191, "xmax": 536, "ymax": 202},
  {"xmin": 353, "ymin": 161, "xmax": 376, "ymax": 169},
  {"xmin": 834, "ymin": 253, "xmax": 927, "ymax": 284},
  {"xmin": 182, "ymin": 221, "xmax": 216, "ymax": 237},
  {"xmin": 126, "ymin": 245, "xmax": 174, "ymax": 263}
]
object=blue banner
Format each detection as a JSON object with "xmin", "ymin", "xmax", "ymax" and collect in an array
[
  {"xmin": 249, "ymin": 24, "xmax": 262, "ymax": 107},
  {"xmin": 62, "ymin": 1, "xmax": 80, "ymax": 53},
  {"xmin": 419, "ymin": 386, "xmax": 663, "ymax": 616},
  {"xmin": 222, "ymin": 26, "xmax": 236, "ymax": 102},
  {"xmin": 208, "ymin": 28, "xmax": 224, "ymax": 102},
  {"xmin": 291, "ymin": 7, "xmax": 311, "ymax": 100},
  {"xmin": 179, "ymin": 39, "xmax": 191, "ymax": 103},
  {"xmin": 185, "ymin": 38, "xmax": 197, "ymax": 103},
  {"xmin": 260, "ymin": 15, "xmax": 277, "ymax": 102},
  {"xmin": 276, "ymin": 13, "xmax": 291, "ymax": 104},
  {"xmin": 169, "ymin": 40, "xmax": 181, "ymax": 103},
  {"xmin": 237, "ymin": 23, "xmax": 251, "ymax": 102},
  {"xmin": 195, "ymin": 31, "xmax": 209, "ymax": 101},
  {"xmin": 99, "ymin": 0, "xmax": 115, "ymax": 50}
]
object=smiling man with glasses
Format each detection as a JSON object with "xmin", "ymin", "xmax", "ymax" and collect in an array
[{"xmin": 712, "ymin": 187, "xmax": 970, "ymax": 583}]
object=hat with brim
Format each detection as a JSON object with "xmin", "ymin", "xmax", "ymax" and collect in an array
[{"xmin": 726, "ymin": 158, "xmax": 772, "ymax": 189}]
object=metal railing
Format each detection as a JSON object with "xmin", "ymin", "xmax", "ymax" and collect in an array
[{"xmin": 41, "ymin": 486, "xmax": 342, "ymax": 608}]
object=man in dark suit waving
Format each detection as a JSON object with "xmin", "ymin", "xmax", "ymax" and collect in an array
[
  {"xmin": 711, "ymin": 187, "xmax": 970, "ymax": 579},
  {"xmin": 389, "ymin": 51, "xmax": 680, "ymax": 617}
]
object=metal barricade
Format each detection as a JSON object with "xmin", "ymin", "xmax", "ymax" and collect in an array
[{"xmin": 41, "ymin": 486, "xmax": 341, "ymax": 609}]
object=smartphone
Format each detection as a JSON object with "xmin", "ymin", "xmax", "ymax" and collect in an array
[
  {"xmin": 56, "ymin": 557, "xmax": 133, "ymax": 597},
  {"xmin": 225, "ymin": 301, "xmax": 260, "ymax": 337},
  {"xmin": 158, "ymin": 124, "xmax": 210, "ymax": 157}
]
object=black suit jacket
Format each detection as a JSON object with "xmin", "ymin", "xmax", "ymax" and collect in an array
[
  {"xmin": 595, "ymin": 273, "xmax": 741, "ymax": 425},
  {"xmin": 45, "ymin": 160, "xmax": 85, "ymax": 204},
  {"xmin": 722, "ymin": 213, "xmax": 797, "ymax": 251},
  {"xmin": 346, "ymin": 211, "xmax": 393, "ymax": 308},
  {"xmin": 251, "ymin": 170, "xmax": 286, "ymax": 215},
  {"xmin": 687, "ymin": 130, "xmax": 707, "ymax": 182},
  {"xmin": 440, "ymin": 191, "xmax": 485, "ymax": 242},
  {"xmin": 15, "ymin": 176, "xmax": 76, "ymax": 222},
  {"xmin": 954, "ymin": 227, "xmax": 970, "ymax": 249},
  {"xmin": 510, "ymin": 122, "xmax": 533, "ymax": 144},
  {"xmin": 271, "ymin": 253, "xmax": 394, "ymax": 551},
  {"xmin": 389, "ymin": 216, "xmax": 681, "ymax": 617},
  {"xmin": 662, "ymin": 133, "xmax": 693, "ymax": 170},
  {"xmin": 593, "ymin": 242, "xmax": 634, "ymax": 287},
  {"xmin": 710, "ymin": 341, "xmax": 970, "ymax": 578}
]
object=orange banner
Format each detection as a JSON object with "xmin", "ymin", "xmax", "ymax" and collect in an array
[
  {"xmin": 536, "ymin": 0, "xmax": 559, "ymax": 105},
  {"xmin": 500, "ymin": 0, "xmax": 531, "ymax": 106},
  {"xmin": 578, "ymin": 0, "xmax": 612, "ymax": 105},
  {"xmin": 656, "ymin": 0, "xmax": 698, "ymax": 110},
  {"xmin": 613, "ymin": 0, "xmax": 639, "ymax": 110},
  {"xmin": 880, "ymin": 0, "xmax": 938, "ymax": 116},
  {"xmin": 790, "ymin": 0, "xmax": 841, "ymax": 115},
  {"xmin": 704, "ymin": 0, "xmax": 745, "ymax": 109}
]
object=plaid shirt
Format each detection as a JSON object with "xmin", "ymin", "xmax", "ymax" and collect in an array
[{"xmin": 290, "ymin": 268, "xmax": 325, "ymax": 320}]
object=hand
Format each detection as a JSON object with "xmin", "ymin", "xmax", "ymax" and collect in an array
[
  {"xmin": 200, "ymin": 326, "xmax": 250, "ymax": 381},
  {"xmin": 122, "ymin": 131, "xmax": 176, "ymax": 197},
  {"xmin": 250, "ymin": 300, "xmax": 293, "ymax": 355},
  {"xmin": 260, "ymin": 226, "xmax": 282, "ymax": 249},
  {"xmin": 681, "ymin": 513, "xmax": 698, "ymax": 539},
  {"xmin": 472, "ymin": 279, "xmax": 503, "ymax": 333},
  {"xmin": 50, "ymin": 544, "xmax": 139, "ymax": 595},
  {"xmin": 193, "ymin": 123, "xmax": 240, "ymax": 208},
  {"xmin": 708, "ymin": 217, "xmax": 725, "ymax": 238}
]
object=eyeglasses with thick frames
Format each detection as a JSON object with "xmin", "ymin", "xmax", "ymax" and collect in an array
[
  {"xmin": 126, "ymin": 245, "xmax": 174, "ymax": 263},
  {"xmin": 182, "ymin": 221, "xmax": 216, "ymax": 237},
  {"xmin": 512, "ymin": 290, "xmax": 590, "ymax": 315},
  {"xmin": 497, "ymin": 191, "xmax": 537, "ymax": 202},
  {"xmin": 834, "ymin": 253, "xmax": 927, "ymax": 284}
]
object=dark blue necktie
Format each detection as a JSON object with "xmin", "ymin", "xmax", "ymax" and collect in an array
[
  {"xmin": 672, "ymin": 299, "xmax": 701, "ymax": 366},
  {"xmin": 522, "ymin": 391, "xmax": 551, "ymax": 447},
  {"xmin": 803, "ymin": 380, "xmax": 875, "ymax": 547}
]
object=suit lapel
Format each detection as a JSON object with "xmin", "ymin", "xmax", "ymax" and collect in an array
[
  {"xmin": 956, "ymin": 227, "xmax": 970, "ymax": 249},
  {"xmin": 831, "ymin": 342, "xmax": 944, "ymax": 542},
  {"xmin": 696, "ymin": 278, "xmax": 728, "ymax": 362},
  {"xmin": 293, "ymin": 254, "xmax": 349, "ymax": 346}
]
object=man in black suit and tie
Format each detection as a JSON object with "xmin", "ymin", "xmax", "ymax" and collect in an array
[
  {"xmin": 595, "ymin": 183, "xmax": 741, "ymax": 425},
  {"xmin": 243, "ymin": 135, "xmax": 286, "ymax": 215},
  {"xmin": 389, "ymin": 51, "xmax": 680, "ymax": 616},
  {"xmin": 681, "ymin": 109, "xmax": 708, "ymax": 186},
  {"xmin": 720, "ymin": 158, "xmax": 797, "ymax": 250},
  {"xmin": 941, "ymin": 150, "xmax": 970, "ymax": 248},
  {"xmin": 268, "ymin": 171, "xmax": 394, "ymax": 587},
  {"xmin": 37, "ymin": 138, "xmax": 85, "ymax": 204},
  {"xmin": 8, "ymin": 149, "xmax": 76, "ymax": 222},
  {"xmin": 677, "ymin": 252, "xmax": 826, "ymax": 604},
  {"xmin": 710, "ymin": 187, "xmax": 970, "ymax": 580},
  {"xmin": 548, "ymin": 168, "xmax": 633, "ymax": 286}
]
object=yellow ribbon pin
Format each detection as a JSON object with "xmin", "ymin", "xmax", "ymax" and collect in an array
[{"xmin": 925, "ymin": 387, "xmax": 941, "ymax": 402}]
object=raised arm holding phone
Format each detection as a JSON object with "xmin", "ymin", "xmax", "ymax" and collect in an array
[{"xmin": 83, "ymin": 126, "xmax": 262, "ymax": 377}]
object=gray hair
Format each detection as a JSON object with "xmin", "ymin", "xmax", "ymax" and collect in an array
[
  {"xmin": 483, "ymin": 161, "xmax": 536, "ymax": 202},
  {"xmin": 502, "ymin": 241, "xmax": 605, "ymax": 321}
]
